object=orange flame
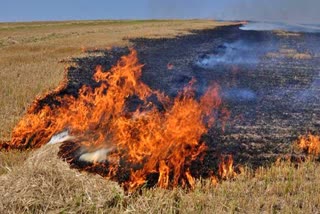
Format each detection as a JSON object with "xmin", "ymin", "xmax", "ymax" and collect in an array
[
  {"xmin": 218, "ymin": 155, "xmax": 236, "ymax": 180},
  {"xmin": 9, "ymin": 49, "xmax": 227, "ymax": 191},
  {"xmin": 297, "ymin": 133, "xmax": 320, "ymax": 156}
]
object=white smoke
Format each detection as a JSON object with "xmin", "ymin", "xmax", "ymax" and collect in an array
[
  {"xmin": 47, "ymin": 130, "xmax": 116, "ymax": 164},
  {"xmin": 196, "ymin": 40, "xmax": 274, "ymax": 68},
  {"xmin": 79, "ymin": 147, "xmax": 114, "ymax": 163},
  {"xmin": 148, "ymin": 0, "xmax": 320, "ymax": 24},
  {"xmin": 47, "ymin": 130, "xmax": 74, "ymax": 145},
  {"xmin": 222, "ymin": 88, "xmax": 256, "ymax": 102}
]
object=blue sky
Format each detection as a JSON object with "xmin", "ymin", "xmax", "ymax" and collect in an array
[{"xmin": 1, "ymin": 0, "xmax": 319, "ymax": 23}]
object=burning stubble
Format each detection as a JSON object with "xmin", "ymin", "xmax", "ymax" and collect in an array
[{"xmin": 9, "ymin": 49, "xmax": 230, "ymax": 191}]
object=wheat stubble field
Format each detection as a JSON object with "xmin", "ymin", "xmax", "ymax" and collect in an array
[{"xmin": 0, "ymin": 20, "xmax": 320, "ymax": 213}]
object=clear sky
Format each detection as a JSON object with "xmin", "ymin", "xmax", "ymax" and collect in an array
[{"xmin": 1, "ymin": 0, "xmax": 319, "ymax": 23}]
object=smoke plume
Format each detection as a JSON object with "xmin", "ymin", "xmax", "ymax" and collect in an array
[{"xmin": 148, "ymin": 0, "xmax": 320, "ymax": 24}]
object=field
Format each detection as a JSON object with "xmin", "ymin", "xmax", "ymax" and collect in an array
[
  {"xmin": 0, "ymin": 20, "xmax": 320, "ymax": 213},
  {"xmin": 0, "ymin": 19, "xmax": 233, "ymax": 141}
]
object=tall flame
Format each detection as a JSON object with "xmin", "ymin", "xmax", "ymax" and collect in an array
[
  {"xmin": 9, "ymin": 49, "xmax": 227, "ymax": 191},
  {"xmin": 297, "ymin": 133, "xmax": 320, "ymax": 156},
  {"xmin": 218, "ymin": 155, "xmax": 236, "ymax": 179}
]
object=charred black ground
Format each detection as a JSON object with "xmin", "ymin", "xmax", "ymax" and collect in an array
[{"xmin": 22, "ymin": 24, "xmax": 320, "ymax": 169}]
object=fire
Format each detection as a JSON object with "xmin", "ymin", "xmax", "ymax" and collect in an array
[
  {"xmin": 218, "ymin": 155, "xmax": 236, "ymax": 180},
  {"xmin": 7, "ymin": 49, "xmax": 229, "ymax": 191},
  {"xmin": 209, "ymin": 154, "xmax": 236, "ymax": 186},
  {"xmin": 297, "ymin": 133, "xmax": 320, "ymax": 156},
  {"xmin": 167, "ymin": 63, "xmax": 174, "ymax": 70}
]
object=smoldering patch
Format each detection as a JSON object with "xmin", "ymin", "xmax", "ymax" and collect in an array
[{"xmin": 195, "ymin": 40, "xmax": 275, "ymax": 69}]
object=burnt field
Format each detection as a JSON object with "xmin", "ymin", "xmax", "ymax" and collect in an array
[
  {"xmin": 1, "ymin": 21, "xmax": 320, "ymax": 213},
  {"xmin": 25, "ymin": 24, "xmax": 320, "ymax": 170},
  {"xmin": 134, "ymin": 25, "xmax": 320, "ymax": 167}
]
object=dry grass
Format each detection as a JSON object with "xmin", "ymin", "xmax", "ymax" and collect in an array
[
  {"xmin": 0, "ymin": 149, "xmax": 30, "ymax": 175},
  {"xmin": 274, "ymin": 30, "xmax": 301, "ymax": 37},
  {"xmin": 266, "ymin": 48, "xmax": 312, "ymax": 60},
  {"xmin": 0, "ymin": 145, "xmax": 123, "ymax": 213},
  {"xmin": 1, "ymin": 144, "xmax": 320, "ymax": 213}
]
